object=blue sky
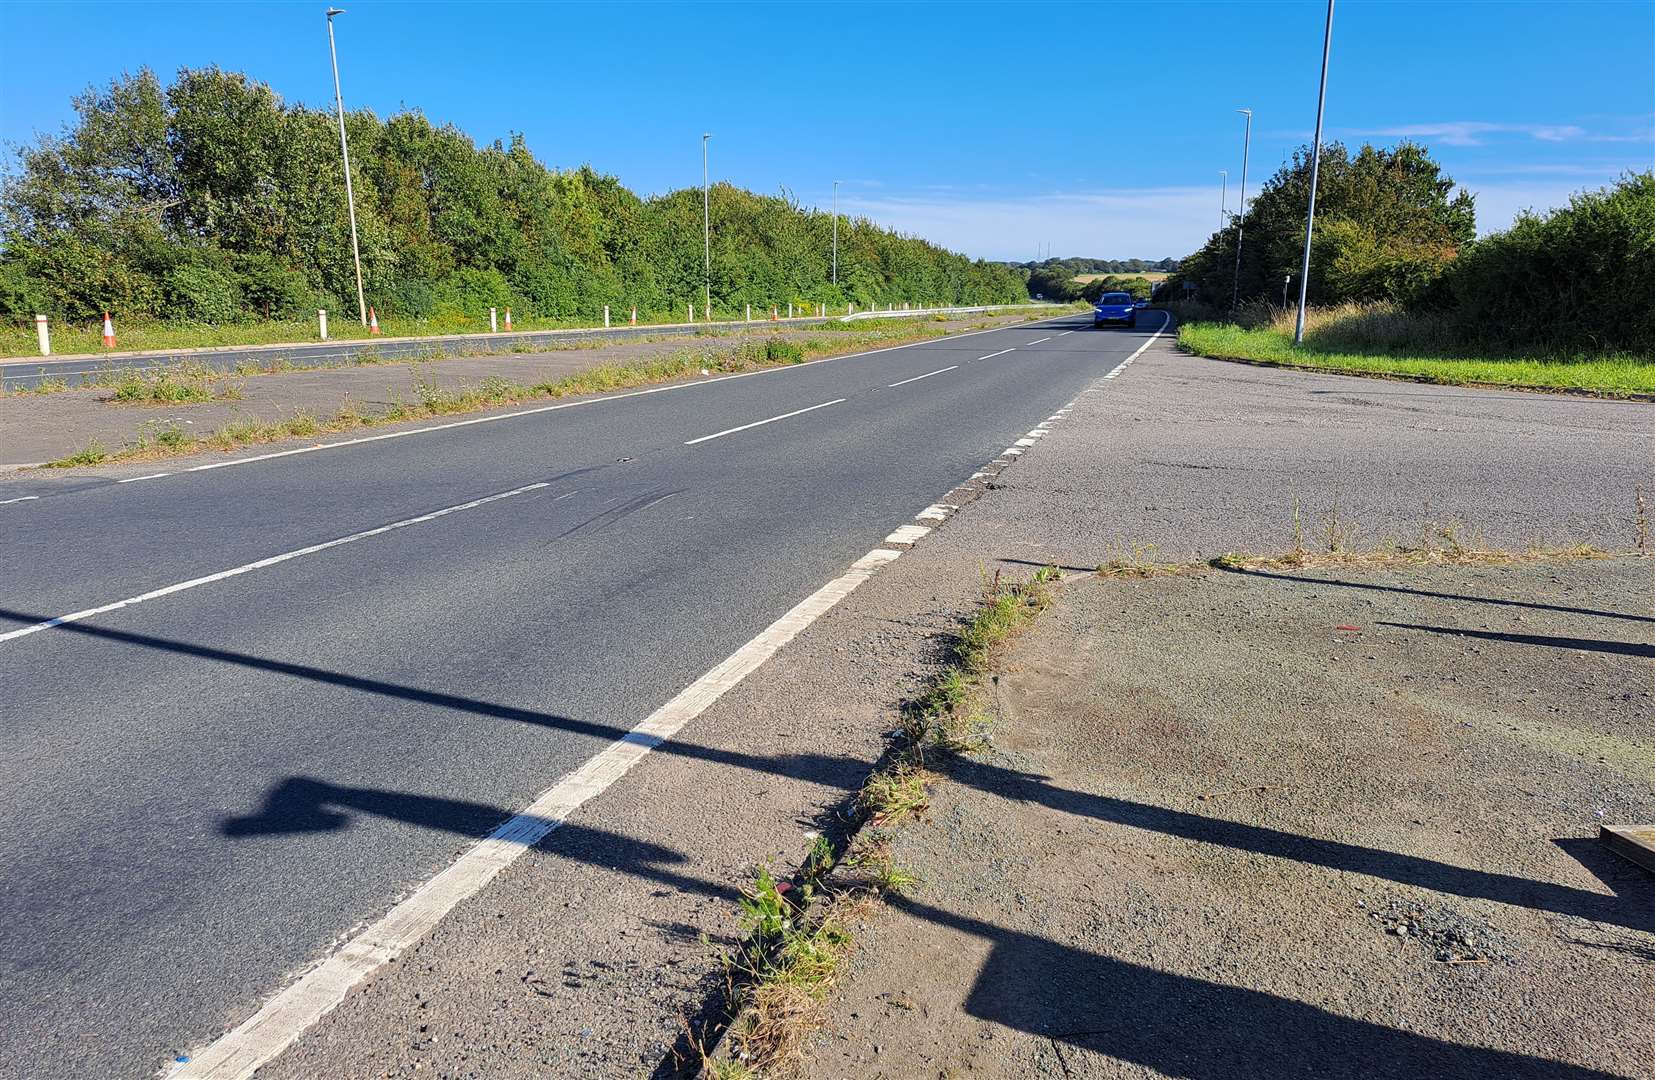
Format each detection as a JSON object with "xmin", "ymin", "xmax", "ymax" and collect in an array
[{"xmin": 2, "ymin": 0, "xmax": 1651, "ymax": 261}]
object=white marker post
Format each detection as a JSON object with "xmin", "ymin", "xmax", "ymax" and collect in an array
[
  {"xmin": 788, "ymin": 302, "xmax": 794, "ymax": 319},
  {"xmin": 318, "ymin": 309, "xmax": 329, "ymax": 341},
  {"xmin": 745, "ymin": 303, "xmax": 751, "ymax": 322},
  {"xmin": 34, "ymin": 314, "xmax": 50, "ymax": 355},
  {"xmin": 604, "ymin": 305, "xmax": 610, "ymax": 328},
  {"xmin": 689, "ymin": 302, "xmax": 694, "ymax": 322},
  {"xmin": 490, "ymin": 307, "xmax": 498, "ymax": 333}
]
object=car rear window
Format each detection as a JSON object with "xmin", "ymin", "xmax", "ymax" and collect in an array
[{"xmin": 1101, "ymin": 293, "xmax": 1132, "ymax": 303}]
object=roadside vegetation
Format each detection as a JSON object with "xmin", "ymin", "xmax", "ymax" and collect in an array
[
  {"xmin": 0, "ymin": 68, "xmax": 1025, "ymax": 353},
  {"xmin": 707, "ymin": 567, "xmax": 1058, "ymax": 1076},
  {"xmin": 1163, "ymin": 140, "xmax": 1653, "ymax": 392},
  {"xmin": 1177, "ymin": 302, "xmax": 1655, "ymax": 396},
  {"xmin": 34, "ymin": 316, "xmax": 1029, "ymax": 468}
]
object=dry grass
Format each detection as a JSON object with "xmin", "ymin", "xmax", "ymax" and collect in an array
[{"xmin": 1212, "ymin": 543, "xmax": 1610, "ymax": 573}]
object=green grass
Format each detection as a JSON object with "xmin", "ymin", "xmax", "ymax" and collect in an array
[
  {"xmin": 36, "ymin": 320, "xmax": 1011, "ymax": 469},
  {"xmin": 1, "ymin": 303, "xmax": 1050, "ymax": 359},
  {"xmin": 1179, "ymin": 321, "xmax": 1655, "ymax": 397}
]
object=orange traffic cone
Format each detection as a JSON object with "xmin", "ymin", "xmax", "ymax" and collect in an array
[
  {"xmin": 368, "ymin": 306, "xmax": 381, "ymax": 335},
  {"xmin": 630, "ymin": 306, "xmax": 637, "ymax": 325},
  {"xmin": 504, "ymin": 307, "xmax": 513, "ymax": 332},
  {"xmin": 101, "ymin": 311, "xmax": 116, "ymax": 348},
  {"xmin": 771, "ymin": 306, "xmax": 778, "ymax": 321}
]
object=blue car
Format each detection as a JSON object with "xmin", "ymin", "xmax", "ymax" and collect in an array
[{"xmin": 1093, "ymin": 291, "xmax": 1137, "ymax": 328}]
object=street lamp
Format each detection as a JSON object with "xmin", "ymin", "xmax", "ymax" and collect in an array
[
  {"xmin": 701, "ymin": 133, "xmax": 712, "ymax": 322},
  {"xmin": 325, "ymin": 7, "xmax": 367, "ymax": 326},
  {"xmin": 1219, "ymin": 170, "xmax": 1227, "ymax": 231},
  {"xmin": 1230, "ymin": 107, "xmax": 1252, "ymax": 310},
  {"xmin": 832, "ymin": 179, "xmax": 841, "ymax": 285},
  {"xmin": 1294, "ymin": 0, "xmax": 1336, "ymax": 345}
]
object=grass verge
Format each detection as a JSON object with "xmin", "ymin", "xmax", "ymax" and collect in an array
[
  {"xmin": 36, "ymin": 319, "xmax": 1015, "ymax": 469},
  {"xmin": 0, "ymin": 304, "xmax": 1056, "ymax": 359},
  {"xmin": 1179, "ymin": 321, "xmax": 1655, "ymax": 398}
]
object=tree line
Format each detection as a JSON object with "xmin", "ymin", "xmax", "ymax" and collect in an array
[
  {"xmin": 1166, "ymin": 140, "xmax": 1654, "ymax": 352},
  {"xmin": 0, "ymin": 67, "xmax": 1028, "ymax": 327}
]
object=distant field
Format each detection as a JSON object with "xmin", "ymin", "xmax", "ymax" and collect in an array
[{"xmin": 1075, "ymin": 271, "xmax": 1170, "ymax": 284}]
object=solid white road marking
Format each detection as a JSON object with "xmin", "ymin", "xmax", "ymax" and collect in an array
[
  {"xmin": 683, "ymin": 397, "xmax": 845, "ymax": 446},
  {"xmin": 0, "ymin": 495, "xmax": 40, "ymax": 505},
  {"xmin": 170, "ymin": 544, "xmax": 905, "ymax": 1080},
  {"xmin": 977, "ymin": 348, "xmax": 1015, "ymax": 360},
  {"xmin": 117, "ymin": 473, "xmax": 172, "ymax": 484},
  {"xmin": 72, "ymin": 318, "xmax": 1067, "ymax": 487},
  {"xmin": 884, "ymin": 524, "xmax": 931, "ymax": 545},
  {"xmin": 0, "ymin": 482, "xmax": 550, "ymax": 647},
  {"xmin": 887, "ymin": 365, "xmax": 957, "ymax": 388}
]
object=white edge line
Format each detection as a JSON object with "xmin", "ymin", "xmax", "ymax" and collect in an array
[
  {"xmin": 887, "ymin": 364, "xmax": 958, "ymax": 388},
  {"xmin": 169, "ymin": 545, "xmax": 905, "ymax": 1080},
  {"xmin": 0, "ymin": 482, "xmax": 550, "ymax": 646},
  {"xmin": 147, "ymin": 319, "xmax": 1065, "ymax": 478},
  {"xmin": 683, "ymin": 397, "xmax": 845, "ymax": 446}
]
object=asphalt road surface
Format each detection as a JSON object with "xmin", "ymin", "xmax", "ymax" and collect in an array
[
  {"xmin": 0, "ymin": 311, "xmax": 1144, "ymax": 1079},
  {"xmin": 0, "ymin": 306, "xmax": 1032, "ymax": 390}
]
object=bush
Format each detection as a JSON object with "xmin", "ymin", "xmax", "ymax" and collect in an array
[
  {"xmin": 432, "ymin": 267, "xmax": 516, "ymax": 321},
  {"xmin": 162, "ymin": 262, "xmax": 244, "ymax": 323},
  {"xmin": 1443, "ymin": 172, "xmax": 1655, "ymax": 352}
]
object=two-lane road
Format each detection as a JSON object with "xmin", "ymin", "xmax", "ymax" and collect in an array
[{"xmin": 0, "ymin": 312, "xmax": 1165, "ymax": 1079}]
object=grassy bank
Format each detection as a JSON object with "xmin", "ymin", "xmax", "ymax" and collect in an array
[
  {"xmin": 1175, "ymin": 302, "xmax": 1654, "ymax": 398},
  {"xmin": 1, "ymin": 304, "xmax": 1052, "ymax": 360},
  {"xmin": 35, "ymin": 316, "xmax": 1031, "ymax": 469}
]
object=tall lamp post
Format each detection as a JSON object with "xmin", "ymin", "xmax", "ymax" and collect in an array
[
  {"xmin": 1294, "ymin": 1, "xmax": 1336, "ymax": 345},
  {"xmin": 1230, "ymin": 107, "xmax": 1252, "ymax": 310},
  {"xmin": 701, "ymin": 133, "xmax": 712, "ymax": 322},
  {"xmin": 1219, "ymin": 169, "xmax": 1228, "ymax": 231},
  {"xmin": 325, "ymin": 7, "xmax": 367, "ymax": 326},
  {"xmin": 832, "ymin": 179, "xmax": 841, "ymax": 285}
]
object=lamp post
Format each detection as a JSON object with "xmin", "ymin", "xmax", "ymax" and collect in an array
[
  {"xmin": 1219, "ymin": 169, "xmax": 1227, "ymax": 231},
  {"xmin": 832, "ymin": 179, "xmax": 841, "ymax": 285},
  {"xmin": 1230, "ymin": 107, "xmax": 1252, "ymax": 310},
  {"xmin": 701, "ymin": 133, "xmax": 712, "ymax": 322},
  {"xmin": 325, "ymin": 7, "xmax": 367, "ymax": 326},
  {"xmin": 1294, "ymin": 0, "xmax": 1335, "ymax": 345}
]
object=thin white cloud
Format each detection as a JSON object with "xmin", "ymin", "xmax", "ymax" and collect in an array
[{"xmin": 1359, "ymin": 121, "xmax": 1588, "ymax": 146}]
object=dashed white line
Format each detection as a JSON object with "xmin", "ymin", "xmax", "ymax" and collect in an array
[
  {"xmin": 0, "ymin": 482, "xmax": 550, "ymax": 647},
  {"xmin": 887, "ymin": 365, "xmax": 958, "ymax": 388},
  {"xmin": 0, "ymin": 495, "xmax": 40, "ymax": 505},
  {"xmin": 977, "ymin": 348, "xmax": 1016, "ymax": 361},
  {"xmin": 170, "ymin": 544, "xmax": 905, "ymax": 1080},
  {"xmin": 1025, "ymin": 336, "xmax": 1051, "ymax": 345},
  {"xmin": 1057, "ymin": 330, "xmax": 1076, "ymax": 337},
  {"xmin": 683, "ymin": 397, "xmax": 845, "ymax": 446},
  {"xmin": 117, "ymin": 473, "xmax": 172, "ymax": 484},
  {"xmin": 66, "ymin": 319, "xmax": 1065, "ymax": 487},
  {"xmin": 915, "ymin": 503, "xmax": 956, "ymax": 522}
]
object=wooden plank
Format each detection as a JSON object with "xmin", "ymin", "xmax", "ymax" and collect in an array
[{"xmin": 1599, "ymin": 824, "xmax": 1655, "ymax": 874}]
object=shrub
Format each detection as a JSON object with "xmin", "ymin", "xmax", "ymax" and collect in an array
[
  {"xmin": 163, "ymin": 262, "xmax": 243, "ymax": 323},
  {"xmin": 1443, "ymin": 172, "xmax": 1655, "ymax": 352}
]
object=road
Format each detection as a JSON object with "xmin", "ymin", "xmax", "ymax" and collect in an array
[
  {"xmin": 0, "ymin": 310, "xmax": 1147, "ymax": 1079},
  {"xmin": 0, "ymin": 305, "xmax": 1035, "ymax": 390}
]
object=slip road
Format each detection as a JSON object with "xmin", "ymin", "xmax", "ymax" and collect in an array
[{"xmin": 0, "ymin": 312, "xmax": 1165, "ymax": 1079}]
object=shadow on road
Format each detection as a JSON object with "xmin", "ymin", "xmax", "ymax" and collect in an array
[
  {"xmin": 942, "ymin": 756, "xmax": 1654, "ymax": 936},
  {"xmin": 1378, "ymin": 620, "xmax": 1655, "ymax": 660},
  {"xmin": 896, "ymin": 894, "xmax": 1632, "ymax": 1080}
]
